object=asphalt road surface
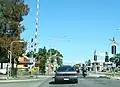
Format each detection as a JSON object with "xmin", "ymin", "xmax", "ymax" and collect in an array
[
  {"xmin": 40, "ymin": 77, "xmax": 120, "ymax": 87},
  {"xmin": 0, "ymin": 80, "xmax": 44, "ymax": 87},
  {"xmin": 0, "ymin": 76, "xmax": 120, "ymax": 87}
]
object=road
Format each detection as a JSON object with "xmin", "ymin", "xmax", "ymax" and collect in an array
[
  {"xmin": 0, "ymin": 80, "xmax": 46, "ymax": 87},
  {"xmin": 0, "ymin": 77, "xmax": 51, "ymax": 87},
  {"xmin": 0, "ymin": 76, "xmax": 120, "ymax": 87},
  {"xmin": 40, "ymin": 76, "xmax": 120, "ymax": 87}
]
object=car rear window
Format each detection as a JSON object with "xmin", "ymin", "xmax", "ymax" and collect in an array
[{"xmin": 57, "ymin": 66, "xmax": 75, "ymax": 72}]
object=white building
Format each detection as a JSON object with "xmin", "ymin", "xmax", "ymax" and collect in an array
[{"xmin": 91, "ymin": 59, "xmax": 104, "ymax": 72}]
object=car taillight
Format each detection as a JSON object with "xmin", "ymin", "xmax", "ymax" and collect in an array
[
  {"xmin": 69, "ymin": 73, "xmax": 77, "ymax": 76},
  {"xmin": 56, "ymin": 73, "xmax": 77, "ymax": 76}
]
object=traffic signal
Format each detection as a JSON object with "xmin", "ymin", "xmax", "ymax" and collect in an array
[
  {"xmin": 88, "ymin": 60, "xmax": 91, "ymax": 66},
  {"xmin": 105, "ymin": 56, "xmax": 109, "ymax": 62},
  {"xmin": 105, "ymin": 52, "xmax": 109, "ymax": 62},
  {"xmin": 31, "ymin": 38, "xmax": 34, "ymax": 43},
  {"xmin": 94, "ymin": 55, "xmax": 97, "ymax": 61},
  {"xmin": 111, "ymin": 45, "xmax": 116, "ymax": 54}
]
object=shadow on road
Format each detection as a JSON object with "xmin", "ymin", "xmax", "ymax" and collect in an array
[{"xmin": 49, "ymin": 81, "xmax": 76, "ymax": 85}]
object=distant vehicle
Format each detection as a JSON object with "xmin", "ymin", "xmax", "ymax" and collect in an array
[
  {"xmin": 75, "ymin": 68, "xmax": 80, "ymax": 73},
  {"xmin": 54, "ymin": 65, "xmax": 78, "ymax": 83},
  {"xmin": 81, "ymin": 64, "xmax": 87, "ymax": 77},
  {"xmin": 74, "ymin": 66, "xmax": 80, "ymax": 73},
  {"xmin": 73, "ymin": 64, "xmax": 81, "ymax": 73},
  {"xmin": 82, "ymin": 70, "xmax": 87, "ymax": 77},
  {"xmin": 0, "ymin": 69, "xmax": 7, "ymax": 75}
]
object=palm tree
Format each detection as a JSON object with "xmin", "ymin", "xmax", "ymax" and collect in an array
[
  {"xmin": 34, "ymin": 47, "xmax": 63, "ymax": 73},
  {"xmin": 48, "ymin": 49, "xmax": 63, "ymax": 66}
]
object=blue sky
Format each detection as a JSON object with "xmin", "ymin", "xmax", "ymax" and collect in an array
[{"xmin": 22, "ymin": 0, "xmax": 120, "ymax": 65}]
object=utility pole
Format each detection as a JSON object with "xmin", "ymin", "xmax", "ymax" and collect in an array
[{"xmin": 10, "ymin": 40, "xmax": 25, "ymax": 77}]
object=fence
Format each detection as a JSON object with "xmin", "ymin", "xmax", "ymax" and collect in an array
[
  {"xmin": 0, "ymin": 66, "xmax": 55, "ymax": 80},
  {"xmin": 15, "ymin": 67, "xmax": 39, "ymax": 77}
]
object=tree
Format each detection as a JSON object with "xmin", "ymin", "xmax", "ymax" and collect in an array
[
  {"xmin": 110, "ymin": 53, "xmax": 120, "ymax": 67},
  {"xmin": 109, "ymin": 57, "xmax": 115, "ymax": 62},
  {"xmin": 34, "ymin": 47, "xmax": 63, "ymax": 73},
  {"xmin": 48, "ymin": 49, "xmax": 63, "ymax": 66},
  {"xmin": 0, "ymin": 0, "xmax": 29, "ymax": 63},
  {"xmin": 35, "ymin": 47, "xmax": 48, "ymax": 74},
  {"xmin": 56, "ymin": 57, "xmax": 63, "ymax": 66},
  {"xmin": 0, "ymin": 1, "xmax": 30, "ymax": 77},
  {"xmin": 26, "ymin": 51, "xmax": 34, "ymax": 58}
]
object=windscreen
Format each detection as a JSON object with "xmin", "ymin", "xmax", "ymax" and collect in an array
[{"xmin": 57, "ymin": 66, "xmax": 75, "ymax": 72}]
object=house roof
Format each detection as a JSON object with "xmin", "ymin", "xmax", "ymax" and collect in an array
[{"xmin": 22, "ymin": 54, "xmax": 30, "ymax": 60}]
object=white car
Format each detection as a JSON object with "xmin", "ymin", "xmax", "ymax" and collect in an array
[{"xmin": 0, "ymin": 69, "xmax": 7, "ymax": 75}]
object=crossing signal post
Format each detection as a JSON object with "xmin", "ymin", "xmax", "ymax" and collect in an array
[
  {"xmin": 105, "ymin": 52, "xmax": 110, "ymax": 71},
  {"xmin": 109, "ymin": 37, "xmax": 119, "ymax": 75},
  {"xmin": 105, "ymin": 52, "xmax": 109, "ymax": 62},
  {"xmin": 94, "ymin": 50, "xmax": 97, "ymax": 61},
  {"xmin": 93, "ymin": 50, "xmax": 97, "ymax": 73},
  {"xmin": 109, "ymin": 37, "xmax": 118, "ymax": 55}
]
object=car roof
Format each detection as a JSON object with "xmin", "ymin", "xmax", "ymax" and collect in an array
[
  {"xmin": 60, "ymin": 65, "xmax": 72, "ymax": 67},
  {"xmin": 57, "ymin": 65, "xmax": 76, "ymax": 72}
]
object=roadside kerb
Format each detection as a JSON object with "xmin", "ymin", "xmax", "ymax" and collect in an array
[
  {"xmin": 105, "ymin": 73, "xmax": 120, "ymax": 80},
  {"xmin": 0, "ymin": 76, "xmax": 52, "ymax": 83}
]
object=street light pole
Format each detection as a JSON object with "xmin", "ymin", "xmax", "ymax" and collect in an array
[{"xmin": 9, "ymin": 40, "xmax": 25, "ymax": 77}]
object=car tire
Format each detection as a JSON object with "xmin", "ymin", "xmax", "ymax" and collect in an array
[
  {"xmin": 55, "ymin": 79, "xmax": 58, "ymax": 83},
  {"xmin": 75, "ymin": 79, "xmax": 78, "ymax": 83}
]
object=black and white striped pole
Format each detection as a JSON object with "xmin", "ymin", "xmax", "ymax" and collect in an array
[
  {"xmin": 33, "ymin": 0, "xmax": 40, "ymax": 67},
  {"xmin": 30, "ymin": 38, "xmax": 34, "ymax": 64},
  {"xmin": 34, "ymin": 0, "xmax": 40, "ymax": 53}
]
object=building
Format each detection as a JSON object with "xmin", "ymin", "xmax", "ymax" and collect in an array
[
  {"xmin": 17, "ymin": 55, "xmax": 30, "ymax": 68},
  {"xmin": 86, "ymin": 59, "xmax": 104, "ymax": 72}
]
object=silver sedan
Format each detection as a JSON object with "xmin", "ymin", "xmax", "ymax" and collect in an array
[{"xmin": 54, "ymin": 65, "xmax": 78, "ymax": 83}]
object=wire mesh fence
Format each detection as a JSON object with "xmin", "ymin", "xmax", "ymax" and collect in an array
[{"xmin": 0, "ymin": 66, "xmax": 55, "ymax": 80}]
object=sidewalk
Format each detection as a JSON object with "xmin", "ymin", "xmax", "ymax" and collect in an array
[
  {"xmin": 89, "ymin": 71, "xmax": 120, "ymax": 80},
  {"xmin": 0, "ymin": 75, "xmax": 53, "ymax": 83},
  {"xmin": 105, "ymin": 75, "xmax": 120, "ymax": 80},
  {"xmin": 105, "ymin": 74, "xmax": 120, "ymax": 80},
  {"xmin": 88, "ymin": 72, "xmax": 106, "ymax": 78}
]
